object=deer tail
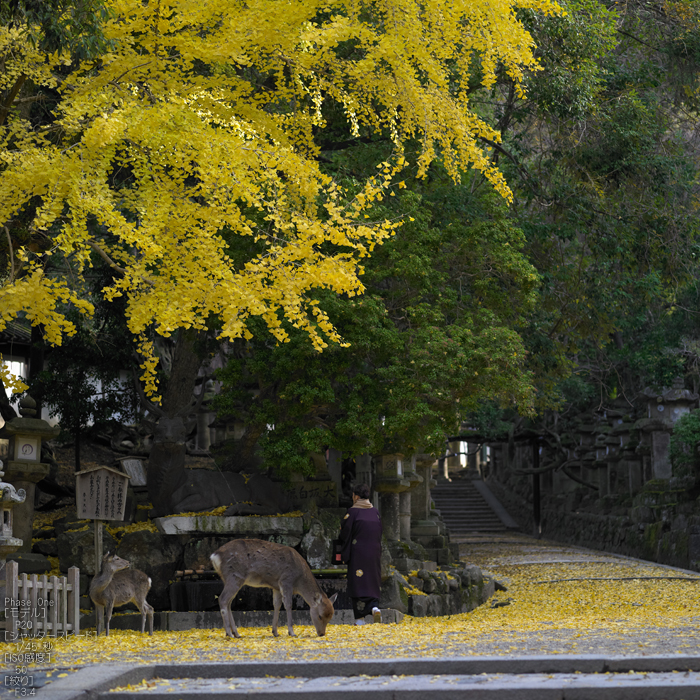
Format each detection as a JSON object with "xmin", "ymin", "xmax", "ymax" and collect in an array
[{"xmin": 210, "ymin": 552, "xmax": 222, "ymax": 575}]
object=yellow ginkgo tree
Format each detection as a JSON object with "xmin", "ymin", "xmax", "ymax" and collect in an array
[{"xmin": 0, "ymin": 0, "xmax": 560, "ymax": 397}]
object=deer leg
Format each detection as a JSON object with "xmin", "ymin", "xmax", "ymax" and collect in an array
[
  {"xmin": 272, "ymin": 589, "xmax": 282, "ymax": 638},
  {"xmin": 105, "ymin": 599, "xmax": 115, "ymax": 637},
  {"xmin": 95, "ymin": 604, "xmax": 105, "ymax": 636},
  {"xmin": 145, "ymin": 602, "xmax": 154, "ymax": 636},
  {"xmin": 218, "ymin": 577, "xmax": 243, "ymax": 639},
  {"xmin": 136, "ymin": 599, "xmax": 155, "ymax": 636},
  {"xmin": 281, "ymin": 585, "xmax": 295, "ymax": 637}
]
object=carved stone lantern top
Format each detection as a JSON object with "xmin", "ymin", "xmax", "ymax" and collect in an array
[
  {"xmin": 643, "ymin": 379, "xmax": 699, "ymax": 427},
  {"xmin": 0, "ymin": 394, "xmax": 60, "ymax": 460}
]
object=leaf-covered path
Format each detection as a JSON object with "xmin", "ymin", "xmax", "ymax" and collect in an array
[{"xmin": 6, "ymin": 532, "xmax": 700, "ymax": 676}]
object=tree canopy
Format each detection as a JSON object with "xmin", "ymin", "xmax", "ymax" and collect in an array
[{"xmin": 0, "ymin": 0, "xmax": 561, "ymax": 399}]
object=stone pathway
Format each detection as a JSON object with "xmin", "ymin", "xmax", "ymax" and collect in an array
[
  {"xmin": 6, "ymin": 533, "xmax": 700, "ymax": 697},
  {"xmin": 452, "ymin": 532, "xmax": 700, "ymax": 657}
]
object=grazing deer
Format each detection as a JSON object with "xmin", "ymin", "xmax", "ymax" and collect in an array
[
  {"xmin": 210, "ymin": 539, "xmax": 338, "ymax": 638},
  {"xmin": 89, "ymin": 552, "xmax": 155, "ymax": 636}
]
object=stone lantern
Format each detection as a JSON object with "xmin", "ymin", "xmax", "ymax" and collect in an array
[
  {"xmin": 0, "ymin": 460, "xmax": 26, "ymax": 566},
  {"xmin": 398, "ymin": 457, "xmax": 423, "ymax": 541},
  {"xmin": 639, "ymin": 379, "xmax": 699, "ymax": 480},
  {"xmin": 373, "ymin": 454, "xmax": 409, "ymax": 541},
  {"xmin": 0, "ymin": 396, "xmax": 59, "ymax": 551}
]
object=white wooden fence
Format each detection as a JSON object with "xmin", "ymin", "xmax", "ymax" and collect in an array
[{"xmin": 3, "ymin": 561, "xmax": 80, "ymax": 641}]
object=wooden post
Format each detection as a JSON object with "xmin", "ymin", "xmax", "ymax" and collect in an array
[
  {"xmin": 94, "ymin": 519, "xmax": 103, "ymax": 575},
  {"xmin": 6, "ymin": 560, "xmax": 18, "ymax": 642},
  {"xmin": 29, "ymin": 574, "xmax": 38, "ymax": 637},
  {"xmin": 67, "ymin": 567, "xmax": 80, "ymax": 636},
  {"xmin": 60, "ymin": 575, "xmax": 67, "ymax": 637},
  {"xmin": 49, "ymin": 575, "xmax": 58, "ymax": 637}
]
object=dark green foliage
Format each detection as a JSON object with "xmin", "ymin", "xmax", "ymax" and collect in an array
[
  {"xmin": 38, "ymin": 291, "xmax": 137, "ymax": 471},
  {"xmin": 670, "ymin": 410, "xmax": 700, "ymax": 474},
  {"xmin": 215, "ymin": 187, "xmax": 539, "ymax": 480},
  {"xmin": 0, "ymin": 0, "xmax": 112, "ymax": 58}
]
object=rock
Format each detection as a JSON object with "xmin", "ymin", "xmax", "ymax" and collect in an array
[
  {"xmin": 56, "ymin": 526, "xmax": 118, "ymax": 575},
  {"xmin": 268, "ymin": 534, "xmax": 302, "ymax": 548},
  {"xmin": 117, "ymin": 530, "xmax": 185, "ymax": 610},
  {"xmin": 409, "ymin": 595, "xmax": 428, "ymax": 617},
  {"xmin": 6, "ymin": 553, "xmax": 51, "ymax": 575},
  {"xmin": 299, "ymin": 520, "xmax": 332, "ymax": 569},
  {"xmin": 460, "ymin": 563, "xmax": 483, "ymax": 588},
  {"xmin": 154, "ymin": 514, "xmax": 304, "ymax": 537},
  {"xmin": 427, "ymin": 593, "xmax": 445, "ymax": 616},
  {"xmin": 448, "ymin": 577, "xmax": 460, "ymax": 591},
  {"xmin": 495, "ymin": 579, "xmax": 508, "ymax": 592},
  {"xmin": 417, "ymin": 569, "xmax": 431, "ymax": 581},
  {"xmin": 490, "ymin": 597, "xmax": 513, "ymax": 608},
  {"xmin": 171, "ymin": 470, "xmax": 249, "ymax": 513},
  {"xmin": 34, "ymin": 526, "xmax": 56, "ymax": 539},
  {"xmin": 183, "ymin": 537, "xmax": 230, "ymax": 570},
  {"xmin": 393, "ymin": 571, "xmax": 409, "ymax": 588},
  {"xmin": 407, "ymin": 575, "xmax": 423, "ymax": 591},
  {"xmin": 379, "ymin": 572, "xmax": 408, "ymax": 613},
  {"xmin": 223, "ymin": 503, "xmax": 280, "ymax": 516},
  {"xmin": 247, "ymin": 474, "xmax": 292, "ymax": 513},
  {"xmin": 380, "ymin": 541, "xmax": 393, "ymax": 581},
  {"xmin": 169, "ymin": 470, "xmax": 292, "ymax": 516},
  {"xmin": 32, "ymin": 538, "xmax": 58, "ymax": 557},
  {"xmin": 422, "ymin": 577, "xmax": 437, "ymax": 594}
]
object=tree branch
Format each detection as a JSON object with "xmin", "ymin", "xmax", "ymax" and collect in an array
[
  {"xmin": 0, "ymin": 73, "xmax": 27, "ymax": 127},
  {"xmin": 4, "ymin": 225, "xmax": 15, "ymax": 281},
  {"xmin": 87, "ymin": 241, "xmax": 127, "ymax": 275}
]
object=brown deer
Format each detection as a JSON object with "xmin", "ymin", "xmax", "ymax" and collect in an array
[
  {"xmin": 89, "ymin": 552, "xmax": 155, "ymax": 636},
  {"xmin": 210, "ymin": 539, "xmax": 337, "ymax": 638}
]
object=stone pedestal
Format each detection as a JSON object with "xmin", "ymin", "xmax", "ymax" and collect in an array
[
  {"xmin": 0, "ymin": 463, "xmax": 25, "ymax": 608},
  {"xmin": 374, "ymin": 454, "xmax": 409, "ymax": 542},
  {"xmin": 327, "ymin": 448, "xmax": 343, "ymax": 493},
  {"xmin": 195, "ymin": 411, "xmax": 216, "ymax": 451},
  {"xmin": 355, "ymin": 453, "xmax": 372, "ymax": 490},
  {"xmin": 398, "ymin": 465, "xmax": 423, "ymax": 541},
  {"xmin": 379, "ymin": 491, "xmax": 401, "ymax": 541},
  {"xmin": 411, "ymin": 455, "xmax": 436, "ymax": 522},
  {"xmin": 5, "ymin": 461, "xmax": 50, "ymax": 551},
  {"xmin": 651, "ymin": 430, "xmax": 672, "ymax": 479},
  {"xmin": 0, "ymin": 397, "xmax": 58, "ymax": 552}
]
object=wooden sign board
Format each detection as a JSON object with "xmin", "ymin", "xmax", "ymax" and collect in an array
[
  {"xmin": 75, "ymin": 466, "xmax": 130, "ymax": 520},
  {"xmin": 116, "ymin": 458, "xmax": 147, "ymax": 487}
]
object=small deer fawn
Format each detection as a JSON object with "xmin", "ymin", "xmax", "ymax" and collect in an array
[
  {"xmin": 210, "ymin": 539, "xmax": 337, "ymax": 638},
  {"xmin": 89, "ymin": 552, "xmax": 154, "ymax": 636}
]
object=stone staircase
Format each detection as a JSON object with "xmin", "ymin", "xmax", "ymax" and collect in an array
[{"xmin": 431, "ymin": 479, "xmax": 517, "ymax": 534}]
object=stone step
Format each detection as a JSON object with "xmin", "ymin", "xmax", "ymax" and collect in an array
[{"xmin": 431, "ymin": 480, "xmax": 514, "ymax": 535}]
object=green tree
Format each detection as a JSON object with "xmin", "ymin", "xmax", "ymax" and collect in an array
[{"xmin": 215, "ymin": 186, "xmax": 539, "ymax": 479}]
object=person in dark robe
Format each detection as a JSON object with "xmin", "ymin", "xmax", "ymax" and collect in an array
[{"xmin": 338, "ymin": 483, "xmax": 383, "ymax": 625}]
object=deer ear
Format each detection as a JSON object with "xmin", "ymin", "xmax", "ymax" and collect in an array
[{"xmin": 329, "ymin": 593, "xmax": 338, "ymax": 604}]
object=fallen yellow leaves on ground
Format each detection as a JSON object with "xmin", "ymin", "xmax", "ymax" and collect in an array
[{"xmin": 3, "ymin": 536, "xmax": 699, "ymax": 668}]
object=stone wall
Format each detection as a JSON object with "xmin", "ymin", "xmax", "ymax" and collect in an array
[
  {"xmin": 26, "ymin": 505, "xmax": 495, "ymax": 618},
  {"xmin": 487, "ymin": 470, "xmax": 700, "ymax": 572}
]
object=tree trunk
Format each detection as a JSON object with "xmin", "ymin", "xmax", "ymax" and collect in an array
[
  {"xmin": 74, "ymin": 428, "xmax": 81, "ymax": 473},
  {"xmin": 147, "ymin": 329, "xmax": 204, "ymax": 516}
]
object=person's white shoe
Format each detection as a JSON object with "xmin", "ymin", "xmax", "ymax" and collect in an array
[
  {"xmin": 355, "ymin": 618, "xmax": 365, "ymax": 626},
  {"xmin": 372, "ymin": 607, "xmax": 381, "ymax": 624}
]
